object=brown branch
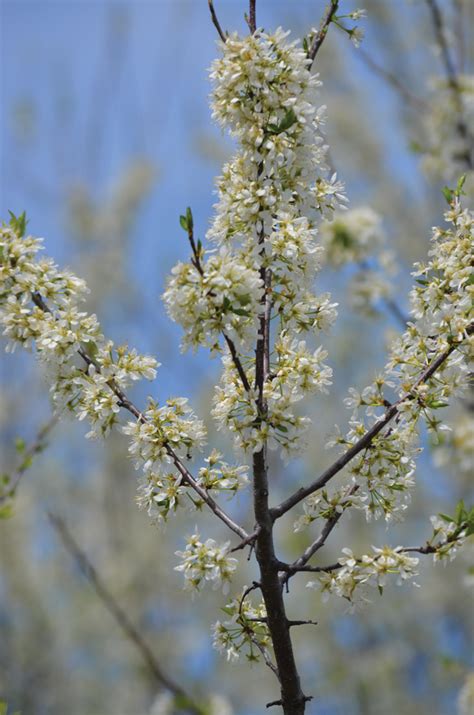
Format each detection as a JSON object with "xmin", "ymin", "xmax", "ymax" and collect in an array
[
  {"xmin": 286, "ymin": 537, "xmax": 459, "ymax": 577},
  {"xmin": 30, "ymin": 292, "xmax": 248, "ymax": 542},
  {"xmin": 48, "ymin": 512, "xmax": 204, "ymax": 715},
  {"xmin": 308, "ymin": 1, "xmax": 339, "ymax": 63},
  {"xmin": 271, "ymin": 324, "xmax": 473, "ymax": 520},
  {"xmin": 208, "ymin": 1, "xmax": 226, "ymax": 43},
  {"xmin": 184, "ymin": 220, "xmax": 251, "ymax": 393},
  {"xmin": 0, "ymin": 412, "xmax": 60, "ymax": 505},
  {"xmin": 357, "ymin": 47, "xmax": 428, "ymax": 113},
  {"xmin": 248, "ymin": 0, "xmax": 257, "ymax": 34}
]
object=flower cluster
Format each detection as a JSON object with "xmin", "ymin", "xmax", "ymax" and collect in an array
[
  {"xmin": 320, "ymin": 207, "xmax": 398, "ymax": 315},
  {"xmin": 420, "ymin": 75, "xmax": 474, "ymax": 183},
  {"xmin": 212, "ymin": 332, "xmax": 332, "ymax": 455},
  {"xmin": 433, "ymin": 411, "xmax": 474, "ymax": 479},
  {"xmin": 212, "ymin": 590, "xmax": 270, "ymax": 663},
  {"xmin": 317, "ymin": 199, "xmax": 473, "ymax": 522},
  {"xmin": 0, "ymin": 220, "xmax": 161, "ymax": 439},
  {"xmin": 200, "ymin": 28, "xmax": 344, "ymax": 455},
  {"xmin": 293, "ymin": 486, "xmax": 366, "ymax": 532},
  {"xmin": 428, "ymin": 515, "xmax": 467, "ymax": 562},
  {"xmin": 198, "ymin": 449, "xmax": 249, "ymax": 494},
  {"xmin": 175, "ymin": 533, "xmax": 238, "ymax": 593},
  {"xmin": 307, "ymin": 546, "xmax": 419, "ymax": 605},
  {"xmin": 123, "ymin": 397, "xmax": 206, "ymax": 469},
  {"xmin": 163, "ymin": 248, "xmax": 262, "ymax": 351}
]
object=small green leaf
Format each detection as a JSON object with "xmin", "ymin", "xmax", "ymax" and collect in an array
[
  {"xmin": 8, "ymin": 210, "xmax": 28, "ymax": 238},
  {"xmin": 455, "ymin": 174, "xmax": 466, "ymax": 197},
  {"xmin": 378, "ymin": 585, "xmax": 384, "ymax": 596},
  {"xmin": 278, "ymin": 108, "xmax": 298, "ymax": 133},
  {"xmin": 0, "ymin": 503, "xmax": 14, "ymax": 519},
  {"xmin": 442, "ymin": 186, "xmax": 453, "ymax": 204},
  {"xmin": 186, "ymin": 206, "xmax": 194, "ymax": 231},
  {"xmin": 179, "ymin": 215, "xmax": 188, "ymax": 232},
  {"xmin": 15, "ymin": 438, "xmax": 26, "ymax": 454}
]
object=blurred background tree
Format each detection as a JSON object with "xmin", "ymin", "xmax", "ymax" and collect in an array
[{"xmin": 0, "ymin": 1, "xmax": 472, "ymax": 714}]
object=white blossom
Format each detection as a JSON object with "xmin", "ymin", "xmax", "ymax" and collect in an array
[{"xmin": 175, "ymin": 533, "xmax": 238, "ymax": 593}]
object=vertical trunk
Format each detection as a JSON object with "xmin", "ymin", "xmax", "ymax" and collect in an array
[{"xmin": 253, "ymin": 448, "xmax": 308, "ymax": 715}]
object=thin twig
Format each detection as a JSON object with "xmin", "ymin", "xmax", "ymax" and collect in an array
[
  {"xmin": 357, "ymin": 47, "xmax": 428, "ymax": 113},
  {"xmin": 208, "ymin": 1, "xmax": 226, "ymax": 43},
  {"xmin": 283, "ymin": 485, "xmax": 359, "ymax": 586},
  {"xmin": 309, "ymin": 1, "xmax": 339, "ymax": 62},
  {"xmin": 48, "ymin": 512, "xmax": 204, "ymax": 715},
  {"xmin": 0, "ymin": 412, "xmax": 60, "ymax": 505},
  {"xmin": 425, "ymin": 0, "xmax": 473, "ymax": 169},
  {"xmin": 30, "ymin": 292, "xmax": 248, "ymax": 542},
  {"xmin": 271, "ymin": 324, "xmax": 473, "ymax": 520},
  {"xmin": 185, "ymin": 219, "xmax": 251, "ymax": 393},
  {"xmin": 248, "ymin": 0, "xmax": 257, "ymax": 34}
]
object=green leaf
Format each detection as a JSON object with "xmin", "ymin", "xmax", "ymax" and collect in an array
[
  {"xmin": 267, "ymin": 108, "xmax": 298, "ymax": 136},
  {"xmin": 438, "ymin": 513, "xmax": 454, "ymax": 523},
  {"xmin": 455, "ymin": 174, "xmax": 466, "ymax": 197},
  {"xmin": 8, "ymin": 210, "xmax": 28, "ymax": 238},
  {"xmin": 442, "ymin": 186, "xmax": 453, "ymax": 204},
  {"xmin": 231, "ymin": 307, "xmax": 251, "ymax": 317},
  {"xmin": 15, "ymin": 437, "xmax": 26, "ymax": 454},
  {"xmin": 0, "ymin": 503, "xmax": 14, "ymax": 519},
  {"xmin": 378, "ymin": 585, "xmax": 384, "ymax": 596},
  {"xmin": 179, "ymin": 214, "xmax": 188, "ymax": 232},
  {"xmin": 278, "ymin": 108, "xmax": 298, "ymax": 133},
  {"xmin": 186, "ymin": 206, "xmax": 194, "ymax": 232}
]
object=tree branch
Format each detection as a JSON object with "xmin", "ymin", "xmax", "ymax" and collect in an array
[
  {"xmin": 271, "ymin": 325, "xmax": 472, "ymax": 520},
  {"xmin": 309, "ymin": 1, "xmax": 339, "ymax": 63},
  {"xmin": 48, "ymin": 512, "xmax": 204, "ymax": 715},
  {"xmin": 0, "ymin": 412, "xmax": 60, "ymax": 505},
  {"xmin": 248, "ymin": 0, "xmax": 257, "ymax": 34},
  {"xmin": 30, "ymin": 292, "xmax": 248, "ymax": 542},
  {"xmin": 425, "ymin": 0, "xmax": 473, "ymax": 169},
  {"xmin": 356, "ymin": 46, "xmax": 428, "ymax": 113},
  {"xmin": 208, "ymin": 1, "xmax": 226, "ymax": 43}
]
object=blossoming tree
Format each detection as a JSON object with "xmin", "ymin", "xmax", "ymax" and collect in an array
[{"xmin": 1, "ymin": 2, "xmax": 472, "ymax": 713}]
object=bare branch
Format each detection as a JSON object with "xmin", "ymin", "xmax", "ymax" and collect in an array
[
  {"xmin": 271, "ymin": 325, "xmax": 473, "ymax": 520},
  {"xmin": 249, "ymin": 0, "xmax": 257, "ymax": 34},
  {"xmin": 0, "ymin": 412, "xmax": 60, "ymax": 505},
  {"xmin": 48, "ymin": 512, "xmax": 204, "ymax": 714},
  {"xmin": 208, "ymin": 1, "xmax": 226, "ymax": 43},
  {"xmin": 357, "ymin": 47, "xmax": 428, "ymax": 113},
  {"xmin": 30, "ymin": 292, "xmax": 248, "ymax": 542},
  {"xmin": 308, "ymin": 1, "xmax": 339, "ymax": 63}
]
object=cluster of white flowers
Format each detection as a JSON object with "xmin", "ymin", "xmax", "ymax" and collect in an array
[
  {"xmin": 198, "ymin": 449, "xmax": 249, "ymax": 494},
  {"xmin": 0, "ymin": 222, "xmax": 160, "ymax": 439},
  {"xmin": 212, "ymin": 333, "xmax": 332, "ymax": 455},
  {"xmin": 420, "ymin": 75, "xmax": 474, "ymax": 183},
  {"xmin": 123, "ymin": 398, "xmax": 206, "ymax": 469},
  {"xmin": 433, "ymin": 411, "xmax": 474, "ymax": 478},
  {"xmin": 320, "ymin": 207, "xmax": 398, "ymax": 315},
  {"xmin": 163, "ymin": 248, "xmax": 262, "ymax": 351},
  {"xmin": 212, "ymin": 590, "xmax": 270, "ymax": 663},
  {"xmin": 428, "ymin": 515, "xmax": 467, "ymax": 562},
  {"xmin": 174, "ymin": 533, "xmax": 238, "ymax": 593},
  {"xmin": 194, "ymin": 29, "xmax": 345, "ymax": 455},
  {"xmin": 307, "ymin": 546, "xmax": 419, "ymax": 606},
  {"xmin": 293, "ymin": 486, "xmax": 366, "ymax": 532},
  {"xmin": 296, "ymin": 199, "xmax": 472, "ymax": 524}
]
